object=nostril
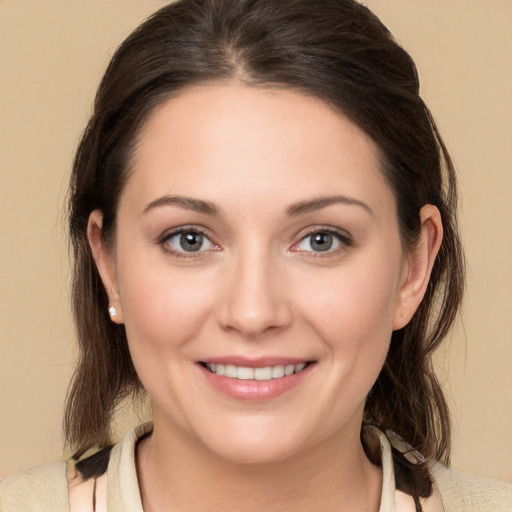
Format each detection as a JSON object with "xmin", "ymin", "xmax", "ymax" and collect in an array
[{"xmin": 215, "ymin": 297, "xmax": 294, "ymax": 338}]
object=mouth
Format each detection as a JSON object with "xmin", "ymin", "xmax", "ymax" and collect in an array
[
  {"xmin": 198, "ymin": 359, "xmax": 316, "ymax": 401},
  {"xmin": 200, "ymin": 361, "xmax": 313, "ymax": 381}
]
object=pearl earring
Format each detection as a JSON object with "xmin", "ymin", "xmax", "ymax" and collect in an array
[{"xmin": 108, "ymin": 306, "xmax": 118, "ymax": 318}]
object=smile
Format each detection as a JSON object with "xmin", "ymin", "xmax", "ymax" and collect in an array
[
  {"xmin": 198, "ymin": 360, "xmax": 315, "ymax": 401},
  {"xmin": 203, "ymin": 362, "xmax": 309, "ymax": 381}
]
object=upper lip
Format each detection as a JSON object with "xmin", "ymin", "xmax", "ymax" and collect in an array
[{"xmin": 198, "ymin": 356, "xmax": 314, "ymax": 368}]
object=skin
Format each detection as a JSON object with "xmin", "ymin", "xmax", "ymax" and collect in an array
[{"xmin": 88, "ymin": 83, "xmax": 442, "ymax": 511}]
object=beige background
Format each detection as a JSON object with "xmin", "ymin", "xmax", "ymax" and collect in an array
[{"xmin": 0, "ymin": 0, "xmax": 511, "ymax": 482}]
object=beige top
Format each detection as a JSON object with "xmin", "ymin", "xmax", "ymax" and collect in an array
[{"xmin": 1, "ymin": 422, "xmax": 511, "ymax": 511}]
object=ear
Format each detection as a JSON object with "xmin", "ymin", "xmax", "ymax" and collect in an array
[
  {"xmin": 393, "ymin": 204, "xmax": 443, "ymax": 330},
  {"xmin": 87, "ymin": 210, "xmax": 124, "ymax": 324}
]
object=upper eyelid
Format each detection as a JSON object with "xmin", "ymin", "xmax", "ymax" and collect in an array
[
  {"xmin": 159, "ymin": 225, "xmax": 214, "ymax": 242},
  {"xmin": 296, "ymin": 226, "xmax": 352, "ymax": 242}
]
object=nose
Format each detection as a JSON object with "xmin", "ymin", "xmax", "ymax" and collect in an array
[{"xmin": 215, "ymin": 251, "xmax": 293, "ymax": 338}]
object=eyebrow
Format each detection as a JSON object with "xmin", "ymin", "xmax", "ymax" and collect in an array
[
  {"xmin": 143, "ymin": 195, "xmax": 220, "ymax": 216},
  {"xmin": 286, "ymin": 196, "xmax": 374, "ymax": 217},
  {"xmin": 142, "ymin": 194, "xmax": 373, "ymax": 218}
]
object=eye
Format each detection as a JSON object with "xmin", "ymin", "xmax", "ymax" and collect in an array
[
  {"xmin": 162, "ymin": 229, "xmax": 217, "ymax": 255},
  {"xmin": 293, "ymin": 229, "xmax": 351, "ymax": 254}
]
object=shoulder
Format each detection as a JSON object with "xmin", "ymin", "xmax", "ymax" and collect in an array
[
  {"xmin": 431, "ymin": 462, "xmax": 512, "ymax": 512},
  {"xmin": 0, "ymin": 460, "xmax": 69, "ymax": 512}
]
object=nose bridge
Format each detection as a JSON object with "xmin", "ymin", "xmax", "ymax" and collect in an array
[{"xmin": 216, "ymin": 242, "xmax": 292, "ymax": 337}]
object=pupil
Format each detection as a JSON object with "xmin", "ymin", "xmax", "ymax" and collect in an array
[
  {"xmin": 311, "ymin": 233, "xmax": 332, "ymax": 252},
  {"xmin": 180, "ymin": 232, "xmax": 203, "ymax": 251}
]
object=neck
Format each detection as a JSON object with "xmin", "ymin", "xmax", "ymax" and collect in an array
[{"xmin": 136, "ymin": 415, "xmax": 382, "ymax": 512}]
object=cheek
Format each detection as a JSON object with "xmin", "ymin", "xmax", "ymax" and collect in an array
[
  {"xmin": 300, "ymin": 263, "xmax": 400, "ymax": 418},
  {"xmin": 299, "ymin": 249, "xmax": 404, "ymax": 398},
  {"xmin": 116, "ymin": 253, "xmax": 216, "ymax": 355},
  {"xmin": 305, "ymin": 260, "xmax": 401, "ymax": 347}
]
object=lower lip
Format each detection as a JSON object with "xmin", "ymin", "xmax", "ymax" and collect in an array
[{"xmin": 198, "ymin": 363, "xmax": 314, "ymax": 401}]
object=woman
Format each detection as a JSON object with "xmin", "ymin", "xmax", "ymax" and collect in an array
[{"xmin": 1, "ymin": 0, "xmax": 510, "ymax": 510}]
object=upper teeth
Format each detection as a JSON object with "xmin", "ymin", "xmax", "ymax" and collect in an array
[{"xmin": 206, "ymin": 362, "xmax": 307, "ymax": 381}]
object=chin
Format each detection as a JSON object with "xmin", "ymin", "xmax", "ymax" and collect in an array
[
  {"xmin": 196, "ymin": 418, "xmax": 310, "ymax": 465},
  {"xmin": 208, "ymin": 437, "xmax": 302, "ymax": 466}
]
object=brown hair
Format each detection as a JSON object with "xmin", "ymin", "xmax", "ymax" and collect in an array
[{"xmin": 66, "ymin": 0, "xmax": 464, "ymax": 502}]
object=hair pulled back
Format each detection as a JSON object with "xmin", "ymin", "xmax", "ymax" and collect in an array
[{"xmin": 66, "ymin": 0, "xmax": 464, "ymax": 501}]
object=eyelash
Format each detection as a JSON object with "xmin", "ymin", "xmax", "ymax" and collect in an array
[
  {"xmin": 158, "ymin": 227, "xmax": 218, "ymax": 259},
  {"xmin": 292, "ymin": 227, "xmax": 353, "ymax": 256},
  {"xmin": 157, "ymin": 226, "xmax": 353, "ymax": 258}
]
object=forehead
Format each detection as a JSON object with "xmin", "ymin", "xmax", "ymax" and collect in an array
[{"xmin": 124, "ymin": 83, "xmax": 394, "ymax": 217}]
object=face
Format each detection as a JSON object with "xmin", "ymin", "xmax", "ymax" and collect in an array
[{"xmin": 90, "ymin": 84, "xmax": 433, "ymax": 464}]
